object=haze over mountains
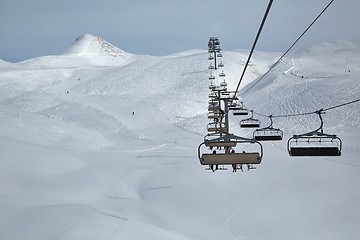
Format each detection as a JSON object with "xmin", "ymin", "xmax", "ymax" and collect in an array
[{"xmin": 0, "ymin": 34, "xmax": 359, "ymax": 240}]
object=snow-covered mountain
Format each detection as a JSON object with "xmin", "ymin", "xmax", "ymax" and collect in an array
[
  {"xmin": 0, "ymin": 35, "xmax": 359, "ymax": 240},
  {"xmin": 62, "ymin": 34, "xmax": 131, "ymax": 57},
  {"xmin": 15, "ymin": 34, "xmax": 134, "ymax": 68}
]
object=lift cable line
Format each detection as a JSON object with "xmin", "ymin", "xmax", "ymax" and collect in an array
[
  {"xmin": 248, "ymin": 97, "xmax": 360, "ymax": 119},
  {"xmin": 241, "ymin": 0, "xmax": 335, "ymax": 96},
  {"xmin": 232, "ymin": 0, "xmax": 273, "ymax": 101}
]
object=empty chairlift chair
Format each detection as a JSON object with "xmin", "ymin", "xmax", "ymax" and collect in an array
[
  {"xmin": 240, "ymin": 110, "xmax": 260, "ymax": 128},
  {"xmin": 287, "ymin": 110, "xmax": 342, "ymax": 156},
  {"xmin": 208, "ymin": 74, "xmax": 215, "ymax": 81},
  {"xmin": 231, "ymin": 101, "xmax": 249, "ymax": 116},
  {"xmin": 253, "ymin": 115, "xmax": 283, "ymax": 141}
]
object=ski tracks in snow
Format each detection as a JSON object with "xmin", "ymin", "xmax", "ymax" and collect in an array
[{"xmin": 290, "ymin": 206, "xmax": 360, "ymax": 240}]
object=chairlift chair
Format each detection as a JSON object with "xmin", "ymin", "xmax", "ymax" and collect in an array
[
  {"xmin": 209, "ymin": 83, "xmax": 216, "ymax": 90},
  {"xmin": 198, "ymin": 133, "xmax": 263, "ymax": 166},
  {"xmin": 233, "ymin": 108, "xmax": 249, "ymax": 116},
  {"xmin": 240, "ymin": 119, "xmax": 261, "ymax": 128},
  {"xmin": 215, "ymin": 85, "xmax": 227, "ymax": 92},
  {"xmin": 208, "ymin": 105, "xmax": 219, "ymax": 112},
  {"xmin": 208, "ymin": 112, "xmax": 223, "ymax": 120},
  {"xmin": 207, "ymin": 122, "xmax": 228, "ymax": 133},
  {"xmin": 253, "ymin": 115, "xmax": 283, "ymax": 141},
  {"xmin": 208, "ymin": 99, "xmax": 218, "ymax": 105},
  {"xmin": 220, "ymin": 81, "xmax": 227, "ymax": 87},
  {"xmin": 230, "ymin": 102, "xmax": 248, "ymax": 115},
  {"xmin": 287, "ymin": 110, "xmax": 342, "ymax": 156},
  {"xmin": 203, "ymin": 133, "xmax": 235, "ymax": 151},
  {"xmin": 240, "ymin": 110, "xmax": 260, "ymax": 128},
  {"xmin": 208, "ymin": 93, "xmax": 217, "ymax": 99}
]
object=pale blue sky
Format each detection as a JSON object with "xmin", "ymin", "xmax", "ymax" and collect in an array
[{"xmin": 0, "ymin": 0, "xmax": 358, "ymax": 62}]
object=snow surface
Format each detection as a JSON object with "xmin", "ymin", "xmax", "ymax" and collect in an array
[{"xmin": 0, "ymin": 35, "xmax": 360, "ymax": 240}]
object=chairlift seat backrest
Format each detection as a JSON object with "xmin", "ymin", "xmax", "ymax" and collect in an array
[
  {"xmin": 253, "ymin": 129, "xmax": 283, "ymax": 141},
  {"xmin": 207, "ymin": 125, "xmax": 228, "ymax": 133},
  {"xmin": 287, "ymin": 133, "xmax": 342, "ymax": 157},
  {"xmin": 201, "ymin": 152, "xmax": 261, "ymax": 165},
  {"xmin": 254, "ymin": 135, "xmax": 283, "ymax": 141},
  {"xmin": 208, "ymin": 114, "xmax": 223, "ymax": 119},
  {"xmin": 233, "ymin": 110, "xmax": 249, "ymax": 116},
  {"xmin": 289, "ymin": 146, "xmax": 341, "ymax": 156},
  {"xmin": 205, "ymin": 141, "xmax": 237, "ymax": 148},
  {"xmin": 240, "ymin": 119, "xmax": 260, "ymax": 128}
]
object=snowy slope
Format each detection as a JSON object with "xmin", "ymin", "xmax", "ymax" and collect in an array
[
  {"xmin": 240, "ymin": 40, "xmax": 360, "ymax": 135},
  {"xmin": 0, "ymin": 36, "xmax": 360, "ymax": 240}
]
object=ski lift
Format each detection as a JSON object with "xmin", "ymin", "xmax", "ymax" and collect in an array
[
  {"xmin": 205, "ymin": 139, "xmax": 237, "ymax": 148},
  {"xmin": 220, "ymin": 80, "xmax": 227, "ymax": 87},
  {"xmin": 218, "ymin": 62, "xmax": 224, "ymax": 68},
  {"xmin": 231, "ymin": 101, "xmax": 249, "ymax": 115},
  {"xmin": 214, "ymin": 86, "xmax": 226, "ymax": 92},
  {"xmin": 233, "ymin": 108, "xmax": 249, "ymax": 116},
  {"xmin": 207, "ymin": 122, "xmax": 228, "ymax": 133},
  {"xmin": 208, "ymin": 105, "xmax": 219, "ymax": 112},
  {"xmin": 208, "ymin": 64, "xmax": 215, "ymax": 70},
  {"xmin": 208, "ymin": 74, "xmax": 215, "ymax": 80},
  {"xmin": 208, "ymin": 112, "xmax": 223, "ymax": 120},
  {"xmin": 287, "ymin": 110, "xmax": 342, "ymax": 156},
  {"xmin": 208, "ymin": 100, "xmax": 219, "ymax": 112},
  {"xmin": 208, "ymin": 98, "xmax": 218, "ymax": 104},
  {"xmin": 209, "ymin": 82, "xmax": 216, "ymax": 90},
  {"xmin": 240, "ymin": 110, "xmax": 260, "ymax": 128},
  {"xmin": 208, "ymin": 55, "xmax": 214, "ymax": 60},
  {"xmin": 253, "ymin": 115, "xmax": 283, "ymax": 141},
  {"xmin": 198, "ymin": 133, "xmax": 263, "ymax": 166},
  {"xmin": 217, "ymin": 53, "xmax": 223, "ymax": 57},
  {"xmin": 219, "ymin": 71, "xmax": 226, "ymax": 77},
  {"xmin": 208, "ymin": 93, "xmax": 217, "ymax": 99}
]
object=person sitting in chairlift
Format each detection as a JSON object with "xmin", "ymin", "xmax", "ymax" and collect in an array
[
  {"xmin": 239, "ymin": 164, "xmax": 243, "ymax": 172},
  {"xmin": 247, "ymin": 164, "xmax": 254, "ymax": 171},
  {"xmin": 230, "ymin": 149, "xmax": 237, "ymax": 172},
  {"xmin": 225, "ymin": 147, "xmax": 230, "ymax": 154},
  {"xmin": 232, "ymin": 164, "xmax": 237, "ymax": 172},
  {"xmin": 210, "ymin": 150, "xmax": 218, "ymax": 172}
]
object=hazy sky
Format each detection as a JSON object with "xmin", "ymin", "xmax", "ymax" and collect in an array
[{"xmin": 0, "ymin": 0, "xmax": 358, "ymax": 62}]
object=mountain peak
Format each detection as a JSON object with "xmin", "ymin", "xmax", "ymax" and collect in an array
[{"xmin": 61, "ymin": 34, "xmax": 131, "ymax": 58}]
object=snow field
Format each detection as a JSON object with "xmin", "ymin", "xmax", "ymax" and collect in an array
[{"xmin": 0, "ymin": 35, "xmax": 360, "ymax": 239}]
